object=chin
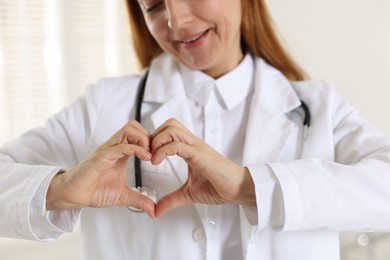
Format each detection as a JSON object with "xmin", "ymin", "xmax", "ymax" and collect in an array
[{"xmin": 183, "ymin": 56, "xmax": 219, "ymax": 72}]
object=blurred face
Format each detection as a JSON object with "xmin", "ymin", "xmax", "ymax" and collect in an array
[{"xmin": 138, "ymin": 0, "xmax": 243, "ymax": 78}]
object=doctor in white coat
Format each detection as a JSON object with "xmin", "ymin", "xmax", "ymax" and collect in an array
[{"xmin": 1, "ymin": 0, "xmax": 390, "ymax": 259}]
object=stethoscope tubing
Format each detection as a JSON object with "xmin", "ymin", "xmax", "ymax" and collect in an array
[{"xmin": 134, "ymin": 69, "xmax": 149, "ymax": 188}]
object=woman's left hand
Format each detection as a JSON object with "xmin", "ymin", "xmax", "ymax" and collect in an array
[{"xmin": 150, "ymin": 118, "xmax": 256, "ymax": 217}]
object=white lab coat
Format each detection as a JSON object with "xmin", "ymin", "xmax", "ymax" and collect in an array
[{"xmin": 1, "ymin": 53, "xmax": 390, "ymax": 260}]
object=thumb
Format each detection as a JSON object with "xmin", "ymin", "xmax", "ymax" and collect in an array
[
  {"xmin": 155, "ymin": 187, "xmax": 191, "ymax": 218},
  {"xmin": 124, "ymin": 191, "xmax": 156, "ymax": 218}
]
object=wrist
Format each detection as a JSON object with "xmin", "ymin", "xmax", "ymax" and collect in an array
[
  {"xmin": 46, "ymin": 170, "xmax": 78, "ymax": 211},
  {"xmin": 235, "ymin": 167, "xmax": 257, "ymax": 206}
]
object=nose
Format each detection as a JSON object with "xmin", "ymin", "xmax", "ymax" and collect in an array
[{"xmin": 165, "ymin": 0, "xmax": 193, "ymax": 30}]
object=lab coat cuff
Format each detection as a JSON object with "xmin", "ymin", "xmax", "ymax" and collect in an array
[
  {"xmin": 27, "ymin": 167, "xmax": 81, "ymax": 241},
  {"xmin": 246, "ymin": 165, "xmax": 284, "ymax": 231},
  {"xmin": 268, "ymin": 162, "xmax": 303, "ymax": 232}
]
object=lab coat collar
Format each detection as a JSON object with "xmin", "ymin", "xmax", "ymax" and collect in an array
[
  {"xmin": 253, "ymin": 58, "xmax": 301, "ymax": 114},
  {"xmin": 178, "ymin": 53, "xmax": 254, "ymax": 110},
  {"xmin": 143, "ymin": 52, "xmax": 195, "ymax": 139},
  {"xmin": 143, "ymin": 53, "xmax": 256, "ymax": 110},
  {"xmin": 178, "ymin": 62, "xmax": 213, "ymax": 107},
  {"xmin": 143, "ymin": 53, "xmax": 185, "ymax": 105},
  {"xmin": 215, "ymin": 54, "xmax": 254, "ymax": 110},
  {"xmin": 241, "ymin": 58, "xmax": 302, "ymax": 166}
]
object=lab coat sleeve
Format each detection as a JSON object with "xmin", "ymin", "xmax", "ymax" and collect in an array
[
  {"xmin": 29, "ymin": 169, "xmax": 81, "ymax": 241},
  {"xmin": 241, "ymin": 165, "xmax": 284, "ymax": 230},
  {"xmin": 269, "ymin": 86, "xmax": 390, "ymax": 232},
  {"xmin": 0, "ymin": 80, "xmax": 104, "ymax": 240}
]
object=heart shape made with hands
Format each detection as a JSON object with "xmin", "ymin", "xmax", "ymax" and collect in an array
[
  {"xmin": 116, "ymin": 119, "xmax": 197, "ymax": 217},
  {"xmin": 82, "ymin": 118, "xmax": 252, "ymax": 219},
  {"xmin": 48, "ymin": 119, "xmax": 251, "ymax": 220},
  {"xmin": 122, "ymin": 118, "xmax": 245, "ymax": 218}
]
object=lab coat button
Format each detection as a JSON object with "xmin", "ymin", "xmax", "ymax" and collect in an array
[
  {"xmin": 209, "ymin": 220, "xmax": 216, "ymax": 226},
  {"xmin": 192, "ymin": 228, "xmax": 206, "ymax": 243}
]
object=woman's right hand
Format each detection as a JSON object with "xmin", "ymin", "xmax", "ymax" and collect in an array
[{"xmin": 46, "ymin": 120, "xmax": 155, "ymax": 218}]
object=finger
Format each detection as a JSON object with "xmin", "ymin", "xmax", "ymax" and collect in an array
[
  {"xmin": 101, "ymin": 143, "xmax": 152, "ymax": 162},
  {"xmin": 155, "ymin": 187, "xmax": 190, "ymax": 218},
  {"xmin": 151, "ymin": 118, "xmax": 190, "ymax": 141},
  {"xmin": 152, "ymin": 118, "xmax": 186, "ymax": 138},
  {"xmin": 151, "ymin": 142, "xmax": 194, "ymax": 165},
  {"xmin": 122, "ymin": 190, "xmax": 156, "ymax": 218},
  {"xmin": 101, "ymin": 121, "xmax": 151, "ymax": 149},
  {"xmin": 151, "ymin": 120, "xmax": 196, "ymax": 152},
  {"xmin": 151, "ymin": 127, "xmax": 188, "ymax": 152},
  {"xmin": 127, "ymin": 120, "xmax": 151, "ymax": 136},
  {"xmin": 122, "ymin": 121, "xmax": 152, "ymax": 147},
  {"xmin": 102, "ymin": 130, "xmax": 150, "ymax": 150}
]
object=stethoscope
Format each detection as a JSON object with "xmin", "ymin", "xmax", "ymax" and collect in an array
[
  {"xmin": 128, "ymin": 68, "xmax": 311, "ymax": 212},
  {"xmin": 127, "ymin": 69, "xmax": 157, "ymax": 212}
]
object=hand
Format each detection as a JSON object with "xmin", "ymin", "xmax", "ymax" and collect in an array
[
  {"xmin": 150, "ymin": 119, "xmax": 256, "ymax": 217},
  {"xmin": 46, "ymin": 120, "xmax": 156, "ymax": 218}
]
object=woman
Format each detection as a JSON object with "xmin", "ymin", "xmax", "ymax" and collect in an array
[{"xmin": 1, "ymin": 0, "xmax": 390, "ymax": 259}]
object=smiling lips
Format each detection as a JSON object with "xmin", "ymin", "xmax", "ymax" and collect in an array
[{"xmin": 177, "ymin": 29, "xmax": 210, "ymax": 46}]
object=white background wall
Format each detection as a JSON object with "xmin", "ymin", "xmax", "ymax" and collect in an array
[
  {"xmin": 268, "ymin": 0, "xmax": 390, "ymax": 135},
  {"xmin": 0, "ymin": 0, "xmax": 389, "ymax": 259}
]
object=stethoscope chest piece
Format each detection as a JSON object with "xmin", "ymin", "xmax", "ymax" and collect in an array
[{"xmin": 127, "ymin": 186, "xmax": 157, "ymax": 212}]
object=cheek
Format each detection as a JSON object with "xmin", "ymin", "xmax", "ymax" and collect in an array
[
  {"xmin": 145, "ymin": 17, "xmax": 169, "ymax": 46},
  {"xmin": 225, "ymin": 11, "xmax": 242, "ymax": 41}
]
